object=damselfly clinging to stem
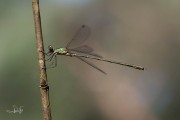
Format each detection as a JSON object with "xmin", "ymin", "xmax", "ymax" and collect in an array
[{"xmin": 45, "ymin": 25, "xmax": 144, "ymax": 74}]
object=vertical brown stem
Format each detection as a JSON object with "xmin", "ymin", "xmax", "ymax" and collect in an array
[{"xmin": 32, "ymin": 0, "xmax": 52, "ymax": 120}]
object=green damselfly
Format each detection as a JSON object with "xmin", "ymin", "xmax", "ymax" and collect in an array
[{"xmin": 45, "ymin": 25, "xmax": 144, "ymax": 74}]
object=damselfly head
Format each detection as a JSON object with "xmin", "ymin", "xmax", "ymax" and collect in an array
[{"xmin": 48, "ymin": 45, "xmax": 54, "ymax": 53}]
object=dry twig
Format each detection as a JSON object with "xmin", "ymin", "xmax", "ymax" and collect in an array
[{"xmin": 32, "ymin": 0, "xmax": 52, "ymax": 120}]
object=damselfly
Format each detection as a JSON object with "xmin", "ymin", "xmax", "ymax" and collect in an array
[{"xmin": 45, "ymin": 25, "xmax": 144, "ymax": 74}]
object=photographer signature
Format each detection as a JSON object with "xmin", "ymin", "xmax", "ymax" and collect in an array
[{"xmin": 6, "ymin": 105, "xmax": 24, "ymax": 114}]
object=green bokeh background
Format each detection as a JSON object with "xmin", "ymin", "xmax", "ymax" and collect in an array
[{"xmin": 0, "ymin": 0, "xmax": 180, "ymax": 120}]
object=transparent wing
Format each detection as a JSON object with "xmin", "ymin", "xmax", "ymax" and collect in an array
[
  {"xmin": 68, "ymin": 45, "xmax": 103, "ymax": 58},
  {"xmin": 69, "ymin": 45, "xmax": 93, "ymax": 52},
  {"xmin": 76, "ymin": 56, "xmax": 106, "ymax": 74},
  {"xmin": 66, "ymin": 25, "xmax": 91, "ymax": 49}
]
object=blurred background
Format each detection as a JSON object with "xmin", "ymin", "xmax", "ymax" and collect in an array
[{"xmin": 0, "ymin": 0, "xmax": 180, "ymax": 120}]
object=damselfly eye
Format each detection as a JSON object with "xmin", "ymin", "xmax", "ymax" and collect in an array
[{"xmin": 48, "ymin": 45, "xmax": 54, "ymax": 52}]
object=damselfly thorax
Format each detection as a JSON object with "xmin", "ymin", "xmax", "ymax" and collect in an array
[{"xmin": 52, "ymin": 47, "xmax": 77, "ymax": 57}]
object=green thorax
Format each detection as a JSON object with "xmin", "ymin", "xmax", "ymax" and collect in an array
[{"xmin": 55, "ymin": 47, "xmax": 67, "ymax": 54}]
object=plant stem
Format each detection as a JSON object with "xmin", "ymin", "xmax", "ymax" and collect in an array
[{"xmin": 32, "ymin": 0, "xmax": 52, "ymax": 120}]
